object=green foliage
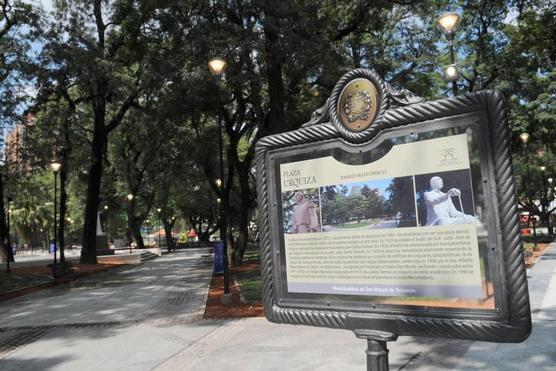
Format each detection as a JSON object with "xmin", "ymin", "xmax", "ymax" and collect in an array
[
  {"xmin": 387, "ymin": 177, "xmax": 417, "ymax": 221},
  {"xmin": 234, "ymin": 268, "xmax": 262, "ymax": 303},
  {"xmin": 9, "ymin": 170, "xmax": 53, "ymax": 243},
  {"xmin": 3, "ymin": 0, "xmax": 555, "ymax": 252}
]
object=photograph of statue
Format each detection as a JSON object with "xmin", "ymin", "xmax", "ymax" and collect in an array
[
  {"xmin": 282, "ymin": 189, "xmax": 321, "ymax": 234},
  {"xmin": 415, "ymin": 170, "xmax": 476, "ymax": 227}
]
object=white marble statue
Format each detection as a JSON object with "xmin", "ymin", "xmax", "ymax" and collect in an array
[
  {"xmin": 96, "ymin": 211, "xmax": 104, "ymax": 236},
  {"xmin": 424, "ymin": 176, "xmax": 474, "ymax": 226},
  {"xmin": 292, "ymin": 191, "xmax": 320, "ymax": 233}
]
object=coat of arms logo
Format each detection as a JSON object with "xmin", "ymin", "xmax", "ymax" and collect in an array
[{"xmin": 343, "ymin": 90, "xmax": 372, "ymax": 122}]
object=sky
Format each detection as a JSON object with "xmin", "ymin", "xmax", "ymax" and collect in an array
[
  {"xmin": 342, "ymin": 179, "xmax": 394, "ymax": 199},
  {"xmin": 32, "ymin": 0, "xmax": 54, "ymax": 13}
]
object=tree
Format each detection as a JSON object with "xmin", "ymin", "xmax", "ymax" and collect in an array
[
  {"xmin": 159, "ymin": 0, "xmax": 429, "ymax": 264},
  {"xmin": 387, "ymin": 177, "xmax": 416, "ymax": 227},
  {"xmin": 37, "ymin": 0, "xmax": 165, "ymax": 263},
  {"xmin": 9, "ymin": 0, "xmax": 554, "ymax": 268},
  {"xmin": 8, "ymin": 171, "xmax": 51, "ymax": 249},
  {"xmin": 502, "ymin": 3, "xmax": 556, "ymax": 235},
  {"xmin": 0, "ymin": 0, "xmax": 39, "ymax": 264}
]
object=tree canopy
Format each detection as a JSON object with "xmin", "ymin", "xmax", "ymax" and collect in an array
[{"xmin": 0, "ymin": 0, "xmax": 554, "ymax": 265}]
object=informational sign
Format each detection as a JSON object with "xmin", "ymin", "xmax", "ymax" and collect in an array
[
  {"xmin": 256, "ymin": 68, "xmax": 531, "ymax": 343},
  {"xmin": 281, "ymin": 134, "xmax": 482, "ymax": 299},
  {"xmin": 214, "ymin": 241, "xmax": 224, "ymax": 274}
]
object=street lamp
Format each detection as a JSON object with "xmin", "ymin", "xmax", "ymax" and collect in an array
[
  {"xmin": 51, "ymin": 162, "xmax": 62, "ymax": 271},
  {"xmin": 67, "ymin": 218, "xmax": 74, "ymax": 252},
  {"xmin": 126, "ymin": 194, "xmax": 134, "ymax": 253},
  {"xmin": 104, "ymin": 205, "xmax": 109, "ymax": 247},
  {"xmin": 208, "ymin": 57, "xmax": 230, "ymax": 296},
  {"xmin": 40, "ymin": 228, "xmax": 44, "ymax": 252},
  {"xmin": 156, "ymin": 208, "xmax": 162, "ymax": 248},
  {"xmin": 5, "ymin": 198, "xmax": 12, "ymax": 273},
  {"xmin": 208, "ymin": 58, "xmax": 226, "ymax": 80},
  {"xmin": 539, "ymin": 166, "xmax": 551, "ymax": 235},
  {"xmin": 519, "ymin": 132, "xmax": 530, "ymax": 144},
  {"xmin": 437, "ymin": 12, "xmax": 461, "ymax": 37},
  {"xmin": 519, "ymin": 133, "xmax": 537, "ymax": 247},
  {"xmin": 443, "ymin": 64, "xmax": 459, "ymax": 82},
  {"xmin": 549, "ymin": 178, "xmax": 554, "ymax": 236},
  {"xmin": 438, "ymin": 12, "xmax": 461, "ymax": 96}
]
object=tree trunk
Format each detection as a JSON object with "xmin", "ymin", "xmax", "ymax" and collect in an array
[
  {"xmin": 198, "ymin": 230, "xmax": 210, "ymax": 242},
  {"xmin": 59, "ymin": 107, "xmax": 73, "ymax": 265},
  {"xmin": 191, "ymin": 216, "xmax": 212, "ymax": 242},
  {"xmin": 132, "ymin": 221, "xmax": 145, "ymax": 249},
  {"xmin": 226, "ymin": 222, "xmax": 234, "ymax": 266},
  {"xmin": 126, "ymin": 200, "xmax": 136, "ymax": 247},
  {"xmin": 263, "ymin": 8, "xmax": 286, "ymax": 135},
  {"xmin": 351, "ymin": 37, "xmax": 362, "ymax": 68},
  {"xmin": 0, "ymin": 172, "xmax": 14, "ymax": 263},
  {"xmin": 232, "ymin": 162, "xmax": 251, "ymax": 266},
  {"xmin": 221, "ymin": 187, "xmax": 232, "ymax": 257},
  {"xmin": 163, "ymin": 220, "xmax": 175, "ymax": 251},
  {"xmin": 58, "ymin": 167, "xmax": 67, "ymax": 264},
  {"xmin": 126, "ymin": 221, "xmax": 133, "ymax": 247},
  {"xmin": 80, "ymin": 128, "xmax": 106, "ymax": 264}
]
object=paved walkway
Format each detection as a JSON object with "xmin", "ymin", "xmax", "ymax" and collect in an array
[
  {"xmin": 0, "ymin": 249, "xmax": 215, "ymax": 370},
  {"xmin": 397, "ymin": 242, "xmax": 556, "ymax": 371},
  {"xmin": 0, "ymin": 243, "xmax": 554, "ymax": 370},
  {"xmin": 153, "ymin": 242, "xmax": 556, "ymax": 371}
]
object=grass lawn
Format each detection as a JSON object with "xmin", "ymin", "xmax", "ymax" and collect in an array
[
  {"xmin": 242, "ymin": 249, "xmax": 260, "ymax": 262},
  {"xmin": 334, "ymin": 218, "xmax": 381, "ymax": 229},
  {"xmin": 233, "ymin": 244, "xmax": 262, "ymax": 303},
  {"xmin": 235, "ymin": 269, "xmax": 262, "ymax": 302}
]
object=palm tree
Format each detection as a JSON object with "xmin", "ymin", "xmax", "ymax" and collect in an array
[{"xmin": 10, "ymin": 201, "xmax": 52, "ymax": 251}]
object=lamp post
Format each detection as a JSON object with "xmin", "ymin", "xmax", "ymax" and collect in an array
[
  {"xmin": 145, "ymin": 219, "xmax": 150, "ymax": 245},
  {"xmin": 519, "ymin": 133, "xmax": 537, "ymax": 247},
  {"xmin": 40, "ymin": 228, "xmax": 44, "ymax": 252},
  {"xmin": 67, "ymin": 218, "xmax": 74, "ymax": 252},
  {"xmin": 438, "ymin": 12, "xmax": 461, "ymax": 96},
  {"xmin": 6, "ymin": 198, "xmax": 12, "ymax": 273},
  {"xmin": 51, "ymin": 162, "xmax": 62, "ymax": 270},
  {"xmin": 171, "ymin": 216, "xmax": 176, "ymax": 251},
  {"xmin": 104, "ymin": 205, "xmax": 109, "ymax": 247},
  {"xmin": 126, "ymin": 193, "xmax": 134, "ymax": 254},
  {"xmin": 548, "ymin": 177, "xmax": 554, "ymax": 236},
  {"xmin": 540, "ymin": 166, "xmax": 551, "ymax": 236},
  {"xmin": 156, "ymin": 208, "xmax": 162, "ymax": 248},
  {"xmin": 208, "ymin": 57, "xmax": 230, "ymax": 295}
]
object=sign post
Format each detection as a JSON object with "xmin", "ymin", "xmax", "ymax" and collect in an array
[
  {"xmin": 214, "ymin": 241, "xmax": 224, "ymax": 275},
  {"xmin": 49, "ymin": 241, "xmax": 56, "ymax": 254},
  {"xmin": 255, "ymin": 69, "xmax": 531, "ymax": 369}
]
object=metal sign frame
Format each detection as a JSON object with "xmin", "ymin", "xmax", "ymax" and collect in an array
[{"xmin": 255, "ymin": 69, "xmax": 531, "ymax": 343}]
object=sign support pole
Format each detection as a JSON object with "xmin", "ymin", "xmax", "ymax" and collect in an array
[{"xmin": 355, "ymin": 330, "xmax": 398, "ymax": 371}]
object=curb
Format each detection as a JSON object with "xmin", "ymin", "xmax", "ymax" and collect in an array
[
  {"xmin": 0, "ymin": 264, "xmax": 127, "ymax": 303},
  {"xmin": 0, "ymin": 280, "xmax": 53, "ymax": 297}
]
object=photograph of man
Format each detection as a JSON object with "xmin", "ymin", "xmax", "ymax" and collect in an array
[
  {"xmin": 422, "ymin": 175, "xmax": 474, "ymax": 226},
  {"xmin": 292, "ymin": 191, "xmax": 321, "ymax": 233}
]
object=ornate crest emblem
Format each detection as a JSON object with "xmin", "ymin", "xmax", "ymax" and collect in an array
[
  {"xmin": 337, "ymin": 78, "xmax": 379, "ymax": 132},
  {"xmin": 343, "ymin": 90, "xmax": 372, "ymax": 122}
]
